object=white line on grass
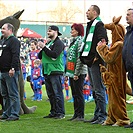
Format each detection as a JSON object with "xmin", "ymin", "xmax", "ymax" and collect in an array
[{"xmin": 21, "ymin": 110, "xmax": 133, "ymax": 120}]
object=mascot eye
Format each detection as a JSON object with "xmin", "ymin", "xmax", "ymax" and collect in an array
[{"xmin": 9, "ymin": 16, "xmax": 13, "ymax": 20}]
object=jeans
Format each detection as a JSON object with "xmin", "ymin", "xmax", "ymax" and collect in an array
[
  {"xmin": 45, "ymin": 75, "xmax": 65, "ymax": 116},
  {"xmin": 69, "ymin": 74, "xmax": 85, "ymax": 118},
  {"xmin": 0, "ymin": 71, "xmax": 20, "ymax": 118},
  {"xmin": 88, "ymin": 62, "xmax": 107, "ymax": 120}
]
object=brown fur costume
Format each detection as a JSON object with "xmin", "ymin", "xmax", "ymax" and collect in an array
[
  {"xmin": 0, "ymin": 10, "xmax": 37, "ymax": 115},
  {"xmin": 96, "ymin": 16, "xmax": 130, "ymax": 126}
]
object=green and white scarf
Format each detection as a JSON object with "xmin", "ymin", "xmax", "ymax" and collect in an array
[
  {"xmin": 81, "ymin": 16, "xmax": 101, "ymax": 56},
  {"xmin": 66, "ymin": 36, "xmax": 81, "ymax": 77}
]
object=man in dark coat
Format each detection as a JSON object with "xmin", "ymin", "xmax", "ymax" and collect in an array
[{"xmin": 81, "ymin": 5, "xmax": 108, "ymax": 124}]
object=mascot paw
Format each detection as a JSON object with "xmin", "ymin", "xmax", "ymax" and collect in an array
[
  {"xmin": 19, "ymin": 107, "xmax": 24, "ymax": 115},
  {"xmin": 28, "ymin": 106, "xmax": 37, "ymax": 113}
]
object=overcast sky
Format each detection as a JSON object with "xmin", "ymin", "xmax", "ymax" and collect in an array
[{"xmin": 1, "ymin": 0, "xmax": 132, "ymax": 25}]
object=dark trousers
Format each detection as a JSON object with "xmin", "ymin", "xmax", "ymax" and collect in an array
[
  {"xmin": 69, "ymin": 74, "xmax": 85, "ymax": 118},
  {"xmin": 45, "ymin": 75, "xmax": 65, "ymax": 115},
  {"xmin": 88, "ymin": 62, "xmax": 107, "ymax": 120},
  {"xmin": 128, "ymin": 71, "xmax": 133, "ymax": 94}
]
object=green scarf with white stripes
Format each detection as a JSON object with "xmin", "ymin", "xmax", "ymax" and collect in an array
[
  {"xmin": 81, "ymin": 16, "xmax": 101, "ymax": 56},
  {"xmin": 66, "ymin": 36, "xmax": 81, "ymax": 77}
]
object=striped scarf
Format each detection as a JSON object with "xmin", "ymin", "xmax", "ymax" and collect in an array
[
  {"xmin": 66, "ymin": 36, "xmax": 81, "ymax": 77},
  {"xmin": 81, "ymin": 17, "xmax": 101, "ymax": 56}
]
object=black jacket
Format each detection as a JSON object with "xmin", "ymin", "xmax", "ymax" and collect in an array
[
  {"xmin": 38, "ymin": 36, "xmax": 65, "ymax": 75},
  {"xmin": 80, "ymin": 19, "xmax": 108, "ymax": 67},
  {"xmin": 38, "ymin": 37, "xmax": 64, "ymax": 59},
  {"xmin": 122, "ymin": 26, "xmax": 133, "ymax": 72},
  {"xmin": 0, "ymin": 36, "xmax": 20, "ymax": 72}
]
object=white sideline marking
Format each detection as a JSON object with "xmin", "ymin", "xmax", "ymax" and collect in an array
[
  {"xmin": 21, "ymin": 110, "xmax": 133, "ymax": 120},
  {"xmin": 21, "ymin": 113, "xmax": 94, "ymax": 120}
]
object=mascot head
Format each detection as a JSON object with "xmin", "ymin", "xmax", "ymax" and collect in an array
[
  {"xmin": 0, "ymin": 9, "xmax": 24, "ymax": 36},
  {"xmin": 104, "ymin": 16, "xmax": 125, "ymax": 44}
]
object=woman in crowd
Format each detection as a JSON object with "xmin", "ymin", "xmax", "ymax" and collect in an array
[{"xmin": 66, "ymin": 23, "xmax": 88, "ymax": 121}]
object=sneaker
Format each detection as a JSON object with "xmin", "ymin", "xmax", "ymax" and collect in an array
[
  {"xmin": 91, "ymin": 119, "xmax": 105, "ymax": 124},
  {"xmin": 6, "ymin": 117, "xmax": 19, "ymax": 121},
  {"xmin": 32, "ymin": 98, "xmax": 37, "ymax": 101},
  {"xmin": 54, "ymin": 114, "xmax": 65, "ymax": 119},
  {"xmin": 84, "ymin": 117, "xmax": 98, "ymax": 123},
  {"xmin": 67, "ymin": 116, "xmax": 77, "ymax": 121},
  {"xmin": 67, "ymin": 98, "xmax": 74, "ymax": 103},
  {"xmin": 72, "ymin": 117, "xmax": 84, "ymax": 121},
  {"xmin": 43, "ymin": 114, "xmax": 56, "ymax": 118},
  {"xmin": 0, "ymin": 115, "xmax": 8, "ymax": 120},
  {"xmin": 37, "ymin": 99, "xmax": 42, "ymax": 101},
  {"xmin": 124, "ymin": 122, "xmax": 133, "ymax": 128},
  {"xmin": 66, "ymin": 96, "xmax": 69, "ymax": 100},
  {"xmin": 85, "ymin": 99, "xmax": 88, "ymax": 103}
]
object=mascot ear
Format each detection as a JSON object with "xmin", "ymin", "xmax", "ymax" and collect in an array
[
  {"xmin": 112, "ymin": 16, "xmax": 116, "ymax": 22},
  {"xmin": 13, "ymin": 9, "xmax": 24, "ymax": 19},
  {"xmin": 113, "ymin": 16, "xmax": 122, "ymax": 24}
]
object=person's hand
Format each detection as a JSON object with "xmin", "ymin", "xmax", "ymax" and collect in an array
[
  {"xmin": 97, "ymin": 41, "xmax": 103, "ymax": 46},
  {"xmin": 9, "ymin": 69, "xmax": 15, "ymax": 77},
  {"xmin": 85, "ymin": 74, "xmax": 89, "ymax": 81},
  {"xmin": 97, "ymin": 39, "xmax": 106, "ymax": 46},
  {"xmin": 38, "ymin": 41, "xmax": 45, "ymax": 48}
]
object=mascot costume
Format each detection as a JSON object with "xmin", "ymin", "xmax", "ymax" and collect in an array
[
  {"xmin": 96, "ymin": 16, "xmax": 131, "ymax": 126},
  {"xmin": 0, "ymin": 10, "xmax": 37, "ymax": 115}
]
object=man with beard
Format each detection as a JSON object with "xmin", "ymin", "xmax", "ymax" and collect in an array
[{"xmin": 38, "ymin": 25, "xmax": 65, "ymax": 119}]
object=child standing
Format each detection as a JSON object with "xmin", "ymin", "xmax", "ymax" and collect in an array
[
  {"xmin": 20, "ymin": 56, "xmax": 27, "ymax": 100},
  {"xmin": 83, "ymin": 79, "xmax": 90, "ymax": 102},
  {"xmin": 64, "ymin": 76, "xmax": 70, "ymax": 100},
  {"xmin": 28, "ymin": 40, "xmax": 40, "ymax": 95},
  {"xmin": 31, "ymin": 59, "xmax": 43, "ymax": 101}
]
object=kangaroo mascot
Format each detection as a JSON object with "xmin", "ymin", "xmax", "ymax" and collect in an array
[
  {"xmin": 0, "ymin": 10, "xmax": 37, "ymax": 115},
  {"xmin": 96, "ymin": 16, "xmax": 130, "ymax": 126}
]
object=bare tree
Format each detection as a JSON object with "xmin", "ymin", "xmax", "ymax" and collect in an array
[
  {"xmin": 51, "ymin": 5, "xmax": 82, "ymax": 22},
  {"xmin": 37, "ymin": 0, "xmax": 82, "ymax": 22},
  {"xmin": 0, "ymin": 1, "xmax": 20, "ymax": 20}
]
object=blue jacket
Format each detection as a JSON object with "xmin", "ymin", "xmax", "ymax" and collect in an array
[{"xmin": 122, "ymin": 26, "xmax": 133, "ymax": 72}]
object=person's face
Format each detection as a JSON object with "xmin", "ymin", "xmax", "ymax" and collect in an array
[
  {"xmin": 70, "ymin": 27, "xmax": 78, "ymax": 37},
  {"xmin": 20, "ymin": 59, "xmax": 24, "ymax": 64},
  {"xmin": 30, "ymin": 42, "xmax": 36, "ymax": 50},
  {"xmin": 126, "ymin": 9, "xmax": 133, "ymax": 25},
  {"xmin": 84, "ymin": 85, "xmax": 88, "ymax": 88},
  {"xmin": 34, "ymin": 63, "xmax": 39, "ymax": 68},
  {"xmin": 47, "ymin": 29, "xmax": 57, "ymax": 39},
  {"xmin": 1, "ymin": 24, "xmax": 11, "ymax": 38},
  {"xmin": 86, "ymin": 6, "xmax": 96, "ymax": 21}
]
